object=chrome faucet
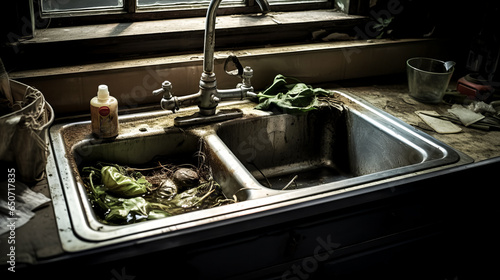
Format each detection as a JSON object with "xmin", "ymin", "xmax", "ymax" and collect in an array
[{"xmin": 153, "ymin": 0, "xmax": 270, "ymax": 126}]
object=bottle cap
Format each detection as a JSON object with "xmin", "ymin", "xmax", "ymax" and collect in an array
[{"xmin": 97, "ymin": 85, "xmax": 109, "ymax": 100}]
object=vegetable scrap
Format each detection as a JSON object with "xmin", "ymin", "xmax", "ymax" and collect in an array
[
  {"xmin": 256, "ymin": 74, "xmax": 333, "ymax": 113},
  {"xmin": 81, "ymin": 160, "xmax": 234, "ymax": 225},
  {"xmin": 101, "ymin": 165, "xmax": 151, "ymax": 198}
]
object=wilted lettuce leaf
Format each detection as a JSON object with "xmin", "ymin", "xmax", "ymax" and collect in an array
[
  {"xmin": 84, "ymin": 166, "xmax": 170, "ymax": 225},
  {"xmin": 102, "ymin": 194, "xmax": 150, "ymax": 223},
  {"xmin": 101, "ymin": 166, "xmax": 150, "ymax": 198}
]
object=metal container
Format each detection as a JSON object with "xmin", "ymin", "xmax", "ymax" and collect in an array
[{"xmin": 407, "ymin": 57, "xmax": 454, "ymax": 103}]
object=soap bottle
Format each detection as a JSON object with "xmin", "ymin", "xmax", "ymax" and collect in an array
[{"xmin": 90, "ymin": 84, "xmax": 119, "ymax": 138}]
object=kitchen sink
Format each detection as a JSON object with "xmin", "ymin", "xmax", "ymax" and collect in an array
[{"xmin": 46, "ymin": 90, "xmax": 472, "ymax": 252}]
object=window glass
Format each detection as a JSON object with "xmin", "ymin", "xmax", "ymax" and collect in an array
[
  {"xmin": 267, "ymin": 0, "xmax": 327, "ymax": 3},
  {"xmin": 41, "ymin": 0, "xmax": 332, "ymax": 16},
  {"xmin": 137, "ymin": 0, "xmax": 244, "ymax": 7},
  {"xmin": 41, "ymin": 0, "xmax": 124, "ymax": 12},
  {"xmin": 138, "ymin": 0, "xmax": 208, "ymax": 6}
]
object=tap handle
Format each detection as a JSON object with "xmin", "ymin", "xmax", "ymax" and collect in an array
[
  {"xmin": 224, "ymin": 55, "xmax": 244, "ymax": 77},
  {"xmin": 242, "ymin": 66, "xmax": 253, "ymax": 87},
  {"xmin": 153, "ymin": 81, "xmax": 173, "ymax": 99}
]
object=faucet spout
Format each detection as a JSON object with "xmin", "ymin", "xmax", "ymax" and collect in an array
[
  {"xmin": 202, "ymin": 0, "xmax": 221, "ymax": 75},
  {"xmin": 203, "ymin": 0, "xmax": 270, "ymax": 75},
  {"xmin": 255, "ymin": 0, "xmax": 271, "ymax": 14}
]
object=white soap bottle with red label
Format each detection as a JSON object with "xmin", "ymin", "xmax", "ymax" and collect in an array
[{"xmin": 90, "ymin": 84, "xmax": 119, "ymax": 138}]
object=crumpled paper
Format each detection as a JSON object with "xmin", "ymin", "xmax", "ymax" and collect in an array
[
  {"xmin": 416, "ymin": 110, "xmax": 462, "ymax": 134},
  {"xmin": 448, "ymin": 104, "xmax": 485, "ymax": 127},
  {"xmin": 0, "ymin": 180, "xmax": 51, "ymax": 235}
]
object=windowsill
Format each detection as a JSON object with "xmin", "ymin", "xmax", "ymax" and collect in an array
[
  {"xmin": 12, "ymin": 9, "xmax": 367, "ymax": 70},
  {"xmin": 30, "ymin": 9, "xmax": 363, "ymax": 43},
  {"xmin": 12, "ymin": 38, "xmax": 437, "ymax": 78}
]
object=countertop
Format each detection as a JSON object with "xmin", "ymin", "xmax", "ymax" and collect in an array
[{"xmin": 2, "ymin": 76, "xmax": 499, "ymax": 269}]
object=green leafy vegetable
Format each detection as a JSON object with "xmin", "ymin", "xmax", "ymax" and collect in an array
[
  {"xmin": 84, "ymin": 168, "xmax": 170, "ymax": 225},
  {"xmin": 256, "ymin": 74, "xmax": 332, "ymax": 113},
  {"xmin": 101, "ymin": 165, "xmax": 151, "ymax": 198},
  {"xmin": 102, "ymin": 195, "xmax": 150, "ymax": 223}
]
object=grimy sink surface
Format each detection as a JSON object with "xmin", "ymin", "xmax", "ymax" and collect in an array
[
  {"xmin": 47, "ymin": 90, "xmax": 472, "ymax": 252},
  {"xmin": 215, "ymin": 100, "xmax": 456, "ymax": 191}
]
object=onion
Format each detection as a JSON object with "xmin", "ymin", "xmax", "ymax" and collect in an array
[{"xmin": 173, "ymin": 168, "xmax": 200, "ymax": 191}]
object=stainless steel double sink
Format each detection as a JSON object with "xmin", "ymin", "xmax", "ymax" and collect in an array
[{"xmin": 47, "ymin": 90, "xmax": 472, "ymax": 252}]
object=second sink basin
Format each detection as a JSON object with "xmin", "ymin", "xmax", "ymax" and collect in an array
[{"xmin": 215, "ymin": 92, "xmax": 460, "ymax": 191}]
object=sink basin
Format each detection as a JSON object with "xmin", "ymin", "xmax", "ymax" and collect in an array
[
  {"xmin": 71, "ymin": 128, "xmax": 244, "ymax": 228},
  {"xmin": 46, "ymin": 91, "xmax": 472, "ymax": 252},
  {"xmin": 215, "ymin": 100, "xmax": 457, "ymax": 191}
]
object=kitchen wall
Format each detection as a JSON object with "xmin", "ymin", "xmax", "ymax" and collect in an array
[{"xmin": 11, "ymin": 38, "xmax": 449, "ymax": 116}]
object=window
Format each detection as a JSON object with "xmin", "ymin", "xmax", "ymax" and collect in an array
[
  {"xmin": 1, "ymin": 0, "xmax": 367, "ymax": 71},
  {"xmin": 41, "ymin": 0, "xmax": 124, "ymax": 13},
  {"xmin": 34, "ymin": 0, "xmax": 340, "ymax": 30},
  {"xmin": 39, "ymin": 0, "xmax": 332, "ymax": 19}
]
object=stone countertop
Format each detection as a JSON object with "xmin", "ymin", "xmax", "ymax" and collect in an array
[{"xmin": 3, "ymin": 76, "xmax": 499, "ymax": 268}]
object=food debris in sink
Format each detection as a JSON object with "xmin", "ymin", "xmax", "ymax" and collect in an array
[{"xmin": 79, "ymin": 152, "xmax": 235, "ymax": 225}]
